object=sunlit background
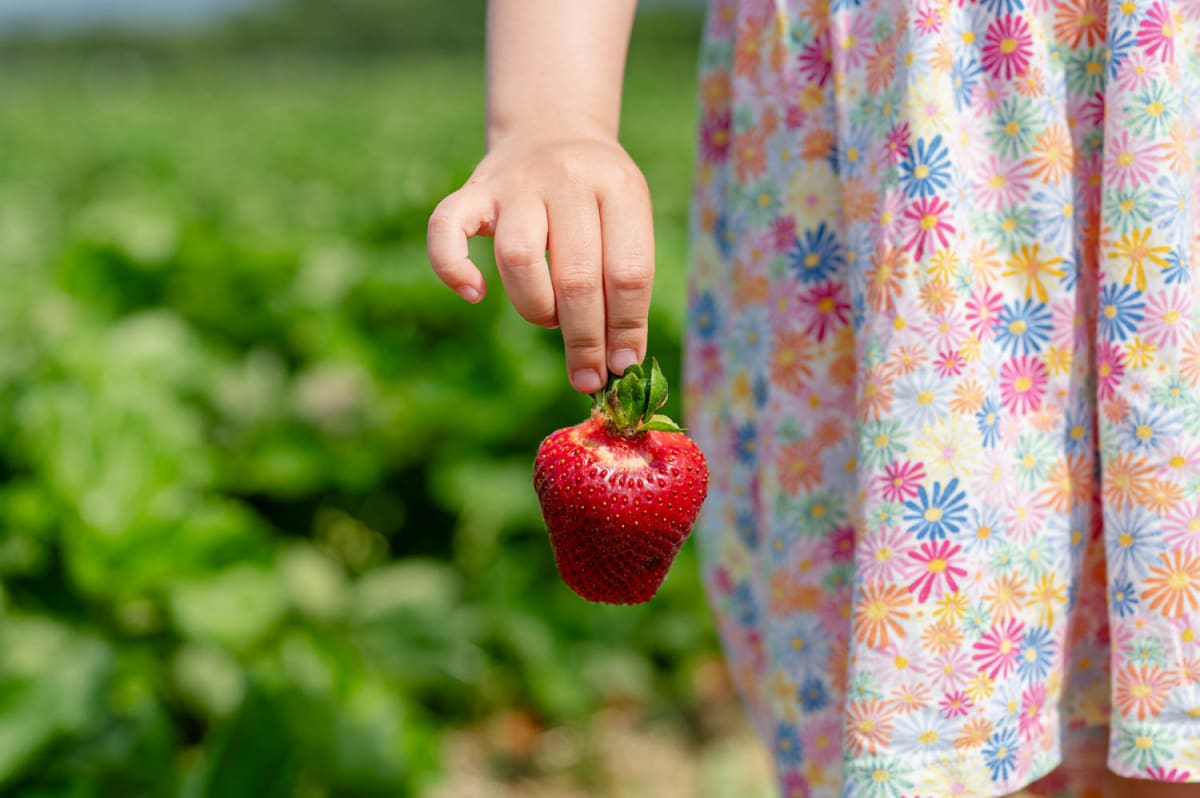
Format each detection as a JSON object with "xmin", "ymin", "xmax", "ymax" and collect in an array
[{"xmin": 0, "ymin": 1, "xmax": 774, "ymax": 795}]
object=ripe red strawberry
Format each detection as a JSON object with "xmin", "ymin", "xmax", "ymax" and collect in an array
[{"xmin": 533, "ymin": 358, "xmax": 709, "ymax": 604}]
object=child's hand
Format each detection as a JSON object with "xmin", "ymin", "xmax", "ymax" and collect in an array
[{"xmin": 427, "ymin": 123, "xmax": 654, "ymax": 394}]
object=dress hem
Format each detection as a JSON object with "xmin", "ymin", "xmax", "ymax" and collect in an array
[{"xmin": 840, "ymin": 709, "xmax": 1061, "ymax": 798}]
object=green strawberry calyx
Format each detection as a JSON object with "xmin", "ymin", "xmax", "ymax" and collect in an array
[{"xmin": 590, "ymin": 357, "xmax": 686, "ymax": 436}]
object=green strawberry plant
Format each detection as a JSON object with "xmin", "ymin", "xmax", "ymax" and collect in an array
[{"xmin": 0, "ymin": 12, "xmax": 711, "ymax": 796}]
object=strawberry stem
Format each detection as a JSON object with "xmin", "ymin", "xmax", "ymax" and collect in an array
[{"xmin": 588, "ymin": 357, "xmax": 685, "ymax": 435}]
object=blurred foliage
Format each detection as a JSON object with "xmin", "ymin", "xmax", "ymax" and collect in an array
[{"xmin": 0, "ymin": 3, "xmax": 710, "ymax": 797}]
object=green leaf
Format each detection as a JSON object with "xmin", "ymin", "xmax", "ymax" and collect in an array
[
  {"xmin": 168, "ymin": 565, "xmax": 288, "ymax": 650},
  {"xmin": 615, "ymin": 371, "xmax": 642, "ymax": 428},
  {"xmin": 604, "ymin": 388, "xmax": 628, "ymax": 428},
  {"xmin": 647, "ymin": 357, "xmax": 669, "ymax": 413},
  {"xmin": 621, "ymin": 363, "xmax": 643, "ymax": 380},
  {"xmin": 639, "ymin": 414, "xmax": 686, "ymax": 433}
]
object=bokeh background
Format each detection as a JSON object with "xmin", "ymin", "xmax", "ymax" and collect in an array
[{"xmin": 0, "ymin": 1, "xmax": 775, "ymax": 795}]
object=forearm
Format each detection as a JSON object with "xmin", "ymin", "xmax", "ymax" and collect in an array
[{"xmin": 486, "ymin": 0, "xmax": 637, "ymax": 145}]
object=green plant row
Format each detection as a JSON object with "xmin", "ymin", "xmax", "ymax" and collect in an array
[{"xmin": 0, "ymin": 45, "xmax": 712, "ymax": 797}]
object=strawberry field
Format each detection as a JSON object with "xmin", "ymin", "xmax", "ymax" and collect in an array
[{"xmin": 0, "ymin": 5, "xmax": 766, "ymax": 797}]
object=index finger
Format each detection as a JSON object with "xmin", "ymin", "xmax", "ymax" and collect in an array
[{"xmin": 427, "ymin": 188, "xmax": 495, "ymax": 303}]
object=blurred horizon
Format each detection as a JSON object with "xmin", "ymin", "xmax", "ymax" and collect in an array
[
  {"xmin": 0, "ymin": 0, "xmax": 267, "ymax": 32},
  {"xmin": 0, "ymin": 0, "xmax": 705, "ymax": 35}
]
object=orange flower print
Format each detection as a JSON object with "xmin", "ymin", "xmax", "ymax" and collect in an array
[
  {"xmin": 853, "ymin": 581, "xmax": 913, "ymax": 649},
  {"xmin": 1142, "ymin": 479, "xmax": 1185, "ymax": 516},
  {"xmin": 859, "ymin": 363, "xmax": 896, "ymax": 421},
  {"xmin": 1104, "ymin": 452, "xmax": 1155, "ymax": 511},
  {"xmin": 1053, "ymin": 0, "xmax": 1107, "ymax": 47},
  {"xmin": 734, "ymin": 123, "xmax": 769, "ymax": 182},
  {"xmin": 1042, "ymin": 453, "xmax": 1093, "ymax": 513},
  {"xmin": 778, "ymin": 438, "xmax": 826, "ymax": 494},
  {"xmin": 1143, "ymin": 551, "xmax": 1200, "ymax": 618},
  {"xmin": 845, "ymin": 699, "xmax": 895, "ymax": 756},
  {"xmin": 955, "ymin": 717, "xmax": 994, "ymax": 751},
  {"xmin": 921, "ymin": 617, "xmax": 964, "ymax": 655},
  {"xmin": 1114, "ymin": 663, "xmax": 1174, "ymax": 720},
  {"xmin": 773, "ymin": 329, "xmax": 815, "ymax": 394},
  {"xmin": 983, "ymin": 573, "xmax": 1028, "ymax": 622},
  {"xmin": 867, "ymin": 245, "xmax": 907, "ymax": 313}
]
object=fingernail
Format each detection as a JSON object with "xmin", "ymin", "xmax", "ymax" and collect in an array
[
  {"xmin": 457, "ymin": 286, "xmax": 481, "ymax": 303},
  {"xmin": 611, "ymin": 349, "xmax": 639, "ymax": 374},
  {"xmin": 571, "ymin": 369, "xmax": 603, "ymax": 393}
]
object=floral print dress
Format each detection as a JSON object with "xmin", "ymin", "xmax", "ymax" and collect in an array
[{"xmin": 682, "ymin": 0, "xmax": 1200, "ymax": 794}]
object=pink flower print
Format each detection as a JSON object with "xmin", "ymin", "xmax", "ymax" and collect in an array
[
  {"xmin": 1138, "ymin": 1, "xmax": 1176, "ymax": 62},
  {"xmin": 1079, "ymin": 90, "xmax": 1106, "ymax": 129},
  {"xmin": 973, "ymin": 446, "xmax": 1014, "ymax": 496},
  {"xmin": 975, "ymin": 155, "xmax": 1033, "ymax": 211},
  {"xmin": 690, "ymin": 341, "xmax": 725, "ymax": 393},
  {"xmin": 785, "ymin": 101, "xmax": 807, "ymax": 131},
  {"xmin": 982, "ymin": 15, "xmax": 1034, "ymax": 80},
  {"xmin": 700, "ymin": 111, "xmax": 732, "ymax": 163},
  {"xmin": 1097, "ymin": 341, "xmax": 1127, "ymax": 400},
  {"xmin": 907, "ymin": 540, "xmax": 967, "ymax": 603},
  {"xmin": 1117, "ymin": 48, "xmax": 1164, "ymax": 92},
  {"xmin": 1160, "ymin": 440, "xmax": 1200, "ymax": 476},
  {"xmin": 973, "ymin": 617, "xmax": 1025, "ymax": 679},
  {"xmin": 799, "ymin": 281, "xmax": 852, "ymax": 341},
  {"xmin": 935, "ymin": 348, "xmax": 966, "ymax": 377},
  {"xmin": 940, "ymin": 690, "xmax": 974, "ymax": 718},
  {"xmin": 885, "ymin": 122, "xmax": 912, "ymax": 165},
  {"xmin": 797, "ymin": 29, "xmax": 833, "ymax": 87},
  {"xmin": 915, "ymin": 0, "xmax": 943, "ymax": 34},
  {"xmin": 773, "ymin": 215, "xmax": 798, "ymax": 252},
  {"xmin": 1144, "ymin": 287, "xmax": 1191, "ymax": 348},
  {"xmin": 1077, "ymin": 149, "xmax": 1105, "ymax": 209},
  {"xmin": 904, "ymin": 195, "xmax": 956, "ymax": 261},
  {"xmin": 1007, "ymin": 489, "xmax": 1051, "ymax": 543},
  {"xmin": 802, "ymin": 715, "xmax": 844, "ymax": 767},
  {"xmin": 1019, "ymin": 682, "xmax": 1047, "ymax": 741},
  {"xmin": 967, "ymin": 285, "xmax": 1005, "ymax": 340},
  {"xmin": 859, "ymin": 525, "xmax": 912, "ymax": 583},
  {"xmin": 819, "ymin": 584, "xmax": 854, "ymax": 630},
  {"xmin": 880, "ymin": 459, "xmax": 927, "ymax": 503},
  {"xmin": 926, "ymin": 648, "xmax": 973, "ymax": 692},
  {"xmin": 834, "ymin": 12, "xmax": 873, "ymax": 70},
  {"xmin": 921, "ymin": 307, "xmax": 967, "ymax": 351},
  {"xmin": 1000, "ymin": 355, "xmax": 1048, "ymax": 414},
  {"xmin": 780, "ymin": 770, "xmax": 812, "ymax": 798},
  {"xmin": 1105, "ymin": 130, "xmax": 1160, "ymax": 191},
  {"xmin": 706, "ymin": 0, "xmax": 737, "ymax": 36},
  {"xmin": 1050, "ymin": 296, "xmax": 1086, "ymax": 351},
  {"xmin": 1145, "ymin": 767, "xmax": 1192, "ymax": 782},
  {"xmin": 977, "ymin": 78, "xmax": 1012, "ymax": 115},
  {"xmin": 1163, "ymin": 498, "xmax": 1200, "ymax": 555},
  {"xmin": 711, "ymin": 565, "xmax": 735, "ymax": 595},
  {"xmin": 746, "ymin": 226, "xmax": 781, "ymax": 265},
  {"xmin": 828, "ymin": 524, "xmax": 857, "ymax": 565}
]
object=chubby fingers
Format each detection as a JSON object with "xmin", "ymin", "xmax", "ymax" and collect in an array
[
  {"xmin": 599, "ymin": 172, "xmax": 654, "ymax": 376},
  {"xmin": 427, "ymin": 187, "xmax": 494, "ymax": 303},
  {"xmin": 493, "ymin": 199, "xmax": 557, "ymax": 329},
  {"xmin": 547, "ymin": 191, "xmax": 607, "ymax": 394}
]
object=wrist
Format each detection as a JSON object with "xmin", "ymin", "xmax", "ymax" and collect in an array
[{"xmin": 485, "ymin": 108, "xmax": 618, "ymax": 150}]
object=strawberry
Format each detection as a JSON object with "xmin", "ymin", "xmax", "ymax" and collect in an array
[{"xmin": 533, "ymin": 358, "xmax": 709, "ymax": 604}]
